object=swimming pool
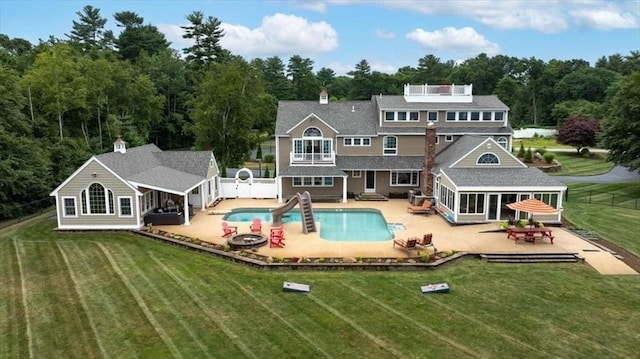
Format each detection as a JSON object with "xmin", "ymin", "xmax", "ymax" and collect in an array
[{"xmin": 222, "ymin": 208, "xmax": 393, "ymax": 241}]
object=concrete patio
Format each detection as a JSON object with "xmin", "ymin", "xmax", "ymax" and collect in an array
[{"xmin": 152, "ymin": 198, "xmax": 637, "ymax": 275}]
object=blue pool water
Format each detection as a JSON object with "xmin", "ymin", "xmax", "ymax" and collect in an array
[{"xmin": 223, "ymin": 208, "xmax": 393, "ymax": 241}]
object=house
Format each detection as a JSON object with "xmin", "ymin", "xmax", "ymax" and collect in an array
[
  {"xmin": 50, "ymin": 138, "xmax": 220, "ymax": 230},
  {"xmin": 274, "ymin": 84, "xmax": 566, "ymax": 224}
]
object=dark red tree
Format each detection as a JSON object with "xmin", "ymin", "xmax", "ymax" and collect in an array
[{"xmin": 557, "ymin": 115, "xmax": 601, "ymax": 154}]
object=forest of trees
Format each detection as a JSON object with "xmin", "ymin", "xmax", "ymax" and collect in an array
[{"xmin": 1, "ymin": 5, "xmax": 639, "ymax": 219}]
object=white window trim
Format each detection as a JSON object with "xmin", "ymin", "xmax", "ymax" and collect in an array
[
  {"xmin": 435, "ymin": 136, "xmax": 440, "ymax": 145},
  {"xmin": 445, "ymin": 135, "xmax": 454, "ymax": 142},
  {"xmin": 81, "ymin": 182, "xmax": 115, "ymax": 215},
  {"xmin": 428, "ymin": 111, "xmax": 438, "ymax": 122},
  {"xmin": 118, "ymin": 196, "xmax": 134, "ymax": 217},
  {"xmin": 344, "ymin": 137, "xmax": 371, "ymax": 147},
  {"xmin": 292, "ymin": 177, "xmax": 334, "ymax": 187},
  {"xmin": 384, "ymin": 111, "xmax": 420, "ymax": 122},
  {"xmin": 445, "ymin": 111, "xmax": 456, "ymax": 122},
  {"xmin": 62, "ymin": 196, "xmax": 77, "ymax": 218},
  {"xmin": 352, "ymin": 170, "xmax": 362, "ymax": 178},
  {"xmin": 383, "ymin": 136, "xmax": 398, "ymax": 155},
  {"xmin": 497, "ymin": 136, "xmax": 508, "ymax": 148},
  {"xmin": 390, "ymin": 171, "xmax": 419, "ymax": 187},
  {"xmin": 476, "ymin": 152, "xmax": 500, "ymax": 165}
]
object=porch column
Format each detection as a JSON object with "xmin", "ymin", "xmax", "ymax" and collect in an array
[
  {"xmin": 342, "ymin": 176, "xmax": 347, "ymax": 203},
  {"xmin": 183, "ymin": 193, "xmax": 190, "ymax": 225},
  {"xmin": 200, "ymin": 183, "xmax": 206, "ymax": 211}
]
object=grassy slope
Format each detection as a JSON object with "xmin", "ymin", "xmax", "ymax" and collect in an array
[
  {"xmin": 551, "ymin": 152, "xmax": 615, "ymax": 176},
  {"xmin": 563, "ymin": 183, "xmax": 640, "ymax": 257},
  {"xmin": 1, "ymin": 217, "xmax": 639, "ymax": 358}
]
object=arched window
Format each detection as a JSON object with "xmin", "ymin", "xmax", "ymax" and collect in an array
[
  {"xmin": 303, "ymin": 127, "xmax": 322, "ymax": 137},
  {"xmin": 81, "ymin": 183, "xmax": 114, "ymax": 214},
  {"xmin": 383, "ymin": 136, "xmax": 397, "ymax": 155},
  {"xmin": 497, "ymin": 137, "xmax": 508, "ymax": 149},
  {"xmin": 477, "ymin": 153, "xmax": 499, "ymax": 165}
]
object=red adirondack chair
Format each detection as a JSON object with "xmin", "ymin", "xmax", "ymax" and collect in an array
[
  {"xmin": 270, "ymin": 226, "xmax": 285, "ymax": 247},
  {"xmin": 250, "ymin": 218, "xmax": 262, "ymax": 233},
  {"xmin": 221, "ymin": 222, "xmax": 238, "ymax": 237}
]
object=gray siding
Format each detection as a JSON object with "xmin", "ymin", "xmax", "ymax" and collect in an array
[
  {"xmin": 453, "ymin": 142, "xmax": 522, "ymax": 168},
  {"xmin": 56, "ymin": 160, "xmax": 138, "ymax": 227}
]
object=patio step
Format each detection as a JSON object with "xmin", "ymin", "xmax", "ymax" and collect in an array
[
  {"xmin": 480, "ymin": 253, "xmax": 580, "ymax": 264},
  {"xmin": 355, "ymin": 193, "xmax": 388, "ymax": 201}
]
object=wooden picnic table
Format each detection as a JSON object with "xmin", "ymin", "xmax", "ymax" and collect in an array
[{"xmin": 507, "ymin": 227, "xmax": 554, "ymax": 244}]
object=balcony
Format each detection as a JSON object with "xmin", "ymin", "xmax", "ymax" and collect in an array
[
  {"xmin": 403, "ymin": 84, "xmax": 473, "ymax": 103},
  {"xmin": 290, "ymin": 151, "xmax": 335, "ymax": 165}
]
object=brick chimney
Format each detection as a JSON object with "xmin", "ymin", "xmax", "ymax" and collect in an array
[{"xmin": 421, "ymin": 122, "xmax": 436, "ymax": 196}]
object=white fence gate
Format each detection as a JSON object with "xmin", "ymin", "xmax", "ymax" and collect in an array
[{"xmin": 219, "ymin": 168, "xmax": 277, "ymax": 199}]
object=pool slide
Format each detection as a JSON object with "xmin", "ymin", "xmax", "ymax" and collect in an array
[{"xmin": 271, "ymin": 191, "xmax": 317, "ymax": 234}]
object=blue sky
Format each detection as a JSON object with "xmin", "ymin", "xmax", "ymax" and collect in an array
[{"xmin": 1, "ymin": 0, "xmax": 639, "ymax": 74}]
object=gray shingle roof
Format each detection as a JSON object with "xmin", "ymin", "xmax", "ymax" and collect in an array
[
  {"xmin": 336, "ymin": 156, "xmax": 423, "ymax": 170},
  {"xmin": 434, "ymin": 136, "xmax": 487, "ymax": 171},
  {"xmin": 374, "ymin": 95, "xmax": 509, "ymax": 110},
  {"xmin": 443, "ymin": 167, "xmax": 567, "ymax": 188},
  {"xmin": 276, "ymin": 100, "xmax": 378, "ymax": 136},
  {"xmin": 96, "ymin": 144, "xmax": 214, "ymax": 193},
  {"xmin": 279, "ymin": 165, "xmax": 347, "ymax": 177}
]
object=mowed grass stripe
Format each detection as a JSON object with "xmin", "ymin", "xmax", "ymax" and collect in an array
[
  {"xmin": 55, "ymin": 242, "xmax": 108, "ymax": 359},
  {"xmin": 456, "ymin": 264, "xmax": 640, "ymax": 357},
  {"xmin": 18, "ymin": 240, "xmax": 101, "ymax": 358},
  {"xmin": 97, "ymin": 243, "xmax": 184, "ymax": 359},
  {"xmin": 0, "ymin": 238, "xmax": 30, "ymax": 358},
  {"xmin": 65, "ymin": 241, "xmax": 147, "ymax": 356},
  {"xmin": 112, "ymin": 244, "xmax": 212, "ymax": 358},
  {"xmin": 338, "ymin": 281, "xmax": 488, "ymax": 358},
  {"xmin": 147, "ymin": 253, "xmax": 258, "ymax": 359},
  {"xmin": 228, "ymin": 279, "xmax": 333, "ymax": 359},
  {"xmin": 216, "ymin": 273, "xmax": 394, "ymax": 358},
  {"xmin": 459, "ymin": 277, "xmax": 637, "ymax": 359},
  {"xmin": 306, "ymin": 293, "xmax": 405, "ymax": 358}
]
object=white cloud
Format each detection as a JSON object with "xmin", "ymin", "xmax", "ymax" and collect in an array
[
  {"xmin": 222, "ymin": 13, "xmax": 338, "ymax": 57},
  {"xmin": 375, "ymin": 29, "xmax": 396, "ymax": 39},
  {"xmin": 291, "ymin": 0, "xmax": 328, "ymax": 13},
  {"xmin": 406, "ymin": 27, "xmax": 500, "ymax": 57},
  {"xmin": 158, "ymin": 13, "xmax": 338, "ymax": 58},
  {"xmin": 323, "ymin": 0, "xmax": 639, "ymax": 33},
  {"xmin": 570, "ymin": 9, "xmax": 639, "ymax": 30}
]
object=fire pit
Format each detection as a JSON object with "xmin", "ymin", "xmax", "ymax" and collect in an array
[{"xmin": 227, "ymin": 233, "xmax": 268, "ymax": 250}]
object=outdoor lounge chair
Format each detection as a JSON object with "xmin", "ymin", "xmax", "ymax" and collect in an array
[
  {"xmin": 250, "ymin": 218, "xmax": 262, "ymax": 233},
  {"xmin": 270, "ymin": 227, "xmax": 285, "ymax": 248},
  {"xmin": 221, "ymin": 222, "xmax": 238, "ymax": 237},
  {"xmin": 417, "ymin": 233, "xmax": 437, "ymax": 252},
  {"xmin": 407, "ymin": 200, "xmax": 432, "ymax": 214},
  {"xmin": 393, "ymin": 237, "xmax": 418, "ymax": 251}
]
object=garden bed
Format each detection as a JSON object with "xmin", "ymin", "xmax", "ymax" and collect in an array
[{"xmin": 135, "ymin": 228, "xmax": 465, "ymax": 270}]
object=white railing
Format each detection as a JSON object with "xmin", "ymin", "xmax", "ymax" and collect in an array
[
  {"xmin": 290, "ymin": 151, "xmax": 335, "ymax": 165},
  {"xmin": 403, "ymin": 84, "xmax": 473, "ymax": 103}
]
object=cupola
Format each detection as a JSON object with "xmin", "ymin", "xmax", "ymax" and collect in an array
[
  {"xmin": 113, "ymin": 136, "xmax": 126, "ymax": 154},
  {"xmin": 319, "ymin": 88, "xmax": 328, "ymax": 104}
]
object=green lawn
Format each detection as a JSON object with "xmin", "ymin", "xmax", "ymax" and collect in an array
[
  {"xmin": 549, "ymin": 152, "xmax": 615, "ymax": 176},
  {"xmin": 513, "ymin": 136, "xmax": 571, "ymax": 150},
  {"xmin": 563, "ymin": 182, "xmax": 640, "ymax": 257},
  {"xmin": 2, "ymin": 217, "xmax": 639, "ymax": 358}
]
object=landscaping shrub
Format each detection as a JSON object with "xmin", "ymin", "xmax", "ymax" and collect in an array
[
  {"xmin": 524, "ymin": 148, "xmax": 533, "ymax": 163},
  {"xmin": 543, "ymin": 153, "xmax": 555, "ymax": 164},
  {"xmin": 256, "ymin": 144, "xmax": 262, "ymax": 160},
  {"xmin": 263, "ymin": 153, "xmax": 274, "ymax": 163},
  {"xmin": 263, "ymin": 166, "xmax": 270, "ymax": 178},
  {"xmin": 580, "ymin": 147, "xmax": 591, "ymax": 158},
  {"xmin": 535, "ymin": 148, "xmax": 547, "ymax": 155},
  {"xmin": 517, "ymin": 142, "xmax": 525, "ymax": 157}
]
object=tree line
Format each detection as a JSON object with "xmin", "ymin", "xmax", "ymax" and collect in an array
[{"xmin": 1, "ymin": 4, "xmax": 639, "ymax": 219}]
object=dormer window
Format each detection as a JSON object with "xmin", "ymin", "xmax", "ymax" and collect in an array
[{"xmin": 477, "ymin": 153, "xmax": 499, "ymax": 165}]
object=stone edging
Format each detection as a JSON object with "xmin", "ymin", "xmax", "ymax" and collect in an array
[{"xmin": 132, "ymin": 229, "xmax": 468, "ymax": 270}]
